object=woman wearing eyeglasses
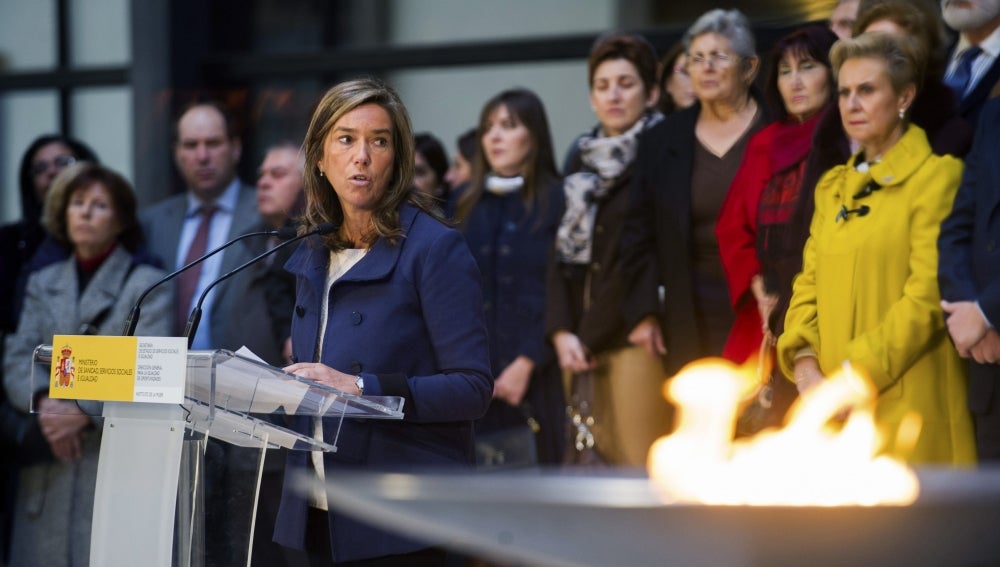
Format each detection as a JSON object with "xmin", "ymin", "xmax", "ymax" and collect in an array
[
  {"xmin": 1, "ymin": 135, "xmax": 98, "ymax": 335},
  {"xmin": 777, "ymin": 32, "xmax": 975, "ymax": 465},
  {"xmin": 621, "ymin": 8, "xmax": 766, "ymax": 376},
  {"xmin": 1, "ymin": 136, "xmax": 99, "ymax": 561}
]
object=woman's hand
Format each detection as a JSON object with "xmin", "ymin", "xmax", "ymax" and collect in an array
[
  {"xmin": 552, "ymin": 331, "xmax": 594, "ymax": 373},
  {"xmin": 941, "ymin": 300, "xmax": 990, "ymax": 356},
  {"xmin": 494, "ymin": 356, "xmax": 534, "ymax": 406},
  {"xmin": 284, "ymin": 362, "xmax": 361, "ymax": 395},
  {"xmin": 970, "ymin": 329, "xmax": 1000, "ymax": 365},
  {"xmin": 792, "ymin": 356, "xmax": 824, "ymax": 395},
  {"xmin": 628, "ymin": 315, "xmax": 667, "ymax": 358},
  {"xmin": 36, "ymin": 397, "xmax": 90, "ymax": 463}
]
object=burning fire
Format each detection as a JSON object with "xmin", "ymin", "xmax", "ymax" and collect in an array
[{"xmin": 647, "ymin": 358, "xmax": 919, "ymax": 506}]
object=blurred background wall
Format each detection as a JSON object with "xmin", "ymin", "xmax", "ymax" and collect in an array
[{"xmin": 0, "ymin": 0, "xmax": 837, "ymax": 220}]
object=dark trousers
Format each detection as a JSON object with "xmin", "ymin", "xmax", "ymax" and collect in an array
[
  {"xmin": 975, "ymin": 411, "xmax": 1000, "ymax": 462},
  {"xmin": 304, "ymin": 507, "xmax": 446, "ymax": 567}
]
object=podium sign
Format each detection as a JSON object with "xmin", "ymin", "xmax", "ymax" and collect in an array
[{"xmin": 48, "ymin": 335, "xmax": 186, "ymax": 404}]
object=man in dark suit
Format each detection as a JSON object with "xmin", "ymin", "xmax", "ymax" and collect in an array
[
  {"xmin": 939, "ymin": 97, "xmax": 1000, "ymax": 461},
  {"xmin": 219, "ymin": 142, "xmax": 303, "ymax": 366},
  {"xmin": 942, "ymin": 0, "xmax": 1000, "ymax": 124},
  {"xmin": 139, "ymin": 101, "xmax": 260, "ymax": 349},
  {"xmin": 140, "ymin": 101, "xmax": 264, "ymax": 566}
]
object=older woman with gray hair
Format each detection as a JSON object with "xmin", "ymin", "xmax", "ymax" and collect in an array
[{"xmin": 621, "ymin": 8, "xmax": 766, "ymax": 376}]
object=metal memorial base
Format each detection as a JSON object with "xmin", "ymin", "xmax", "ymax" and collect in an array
[{"xmin": 313, "ymin": 467, "xmax": 1000, "ymax": 567}]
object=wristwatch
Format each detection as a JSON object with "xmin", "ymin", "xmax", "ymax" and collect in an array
[{"xmin": 354, "ymin": 375, "xmax": 365, "ymax": 396}]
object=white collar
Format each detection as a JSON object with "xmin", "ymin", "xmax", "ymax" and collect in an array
[
  {"xmin": 953, "ymin": 24, "xmax": 1000, "ymax": 60},
  {"xmin": 484, "ymin": 174, "xmax": 524, "ymax": 195},
  {"xmin": 185, "ymin": 178, "xmax": 241, "ymax": 217}
]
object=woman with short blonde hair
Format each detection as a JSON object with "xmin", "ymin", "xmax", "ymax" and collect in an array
[{"xmin": 778, "ymin": 32, "xmax": 975, "ymax": 465}]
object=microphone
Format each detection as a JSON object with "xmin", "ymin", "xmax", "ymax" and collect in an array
[
  {"xmin": 182, "ymin": 222, "xmax": 336, "ymax": 347},
  {"xmin": 121, "ymin": 228, "xmax": 296, "ymax": 337},
  {"xmin": 835, "ymin": 204, "xmax": 870, "ymax": 223}
]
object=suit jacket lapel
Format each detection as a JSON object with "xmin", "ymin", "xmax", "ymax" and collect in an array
[
  {"xmin": 42, "ymin": 260, "xmax": 80, "ymax": 330},
  {"xmin": 988, "ymin": 124, "xmax": 1000, "ymax": 223},
  {"xmin": 219, "ymin": 184, "xmax": 262, "ymax": 274},
  {"xmin": 962, "ymin": 57, "xmax": 1000, "ymax": 118},
  {"xmin": 285, "ymin": 206, "xmax": 418, "ymax": 291},
  {"xmin": 153, "ymin": 196, "xmax": 186, "ymax": 270},
  {"xmin": 338, "ymin": 207, "xmax": 417, "ymax": 285}
]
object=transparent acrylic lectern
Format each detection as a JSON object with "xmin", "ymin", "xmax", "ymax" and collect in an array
[{"xmin": 30, "ymin": 345, "xmax": 404, "ymax": 567}]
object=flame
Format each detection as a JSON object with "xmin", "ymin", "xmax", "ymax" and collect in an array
[{"xmin": 647, "ymin": 358, "xmax": 919, "ymax": 506}]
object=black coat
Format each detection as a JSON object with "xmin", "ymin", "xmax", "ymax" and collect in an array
[
  {"xmin": 462, "ymin": 181, "xmax": 566, "ymax": 463},
  {"xmin": 621, "ymin": 100, "xmax": 770, "ymax": 375},
  {"xmin": 620, "ymin": 105, "xmax": 701, "ymax": 376},
  {"xmin": 953, "ymin": 43, "xmax": 1000, "ymax": 125},
  {"xmin": 216, "ymin": 221, "xmax": 296, "ymax": 366},
  {"xmin": 938, "ymin": 98, "xmax": 1000, "ymax": 457},
  {"xmin": 546, "ymin": 130, "xmax": 636, "ymax": 354}
]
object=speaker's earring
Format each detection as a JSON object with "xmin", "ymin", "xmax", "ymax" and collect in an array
[
  {"xmin": 898, "ymin": 108, "xmax": 906, "ymax": 120},
  {"xmin": 319, "ymin": 170, "xmax": 324, "ymax": 177}
]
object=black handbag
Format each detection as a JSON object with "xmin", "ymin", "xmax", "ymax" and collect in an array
[{"xmin": 475, "ymin": 404, "xmax": 539, "ymax": 468}]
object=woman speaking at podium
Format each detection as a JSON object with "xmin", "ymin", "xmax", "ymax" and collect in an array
[
  {"xmin": 277, "ymin": 78, "xmax": 493, "ymax": 565},
  {"xmin": 2, "ymin": 162, "xmax": 171, "ymax": 566}
]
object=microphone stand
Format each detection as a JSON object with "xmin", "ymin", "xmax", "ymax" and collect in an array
[
  {"xmin": 182, "ymin": 223, "xmax": 336, "ymax": 348},
  {"xmin": 120, "ymin": 230, "xmax": 282, "ymax": 337}
]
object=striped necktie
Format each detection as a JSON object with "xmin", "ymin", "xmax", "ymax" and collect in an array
[{"xmin": 175, "ymin": 205, "xmax": 216, "ymax": 335}]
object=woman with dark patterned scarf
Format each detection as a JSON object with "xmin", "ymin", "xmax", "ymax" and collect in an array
[{"xmin": 546, "ymin": 32, "xmax": 669, "ymax": 467}]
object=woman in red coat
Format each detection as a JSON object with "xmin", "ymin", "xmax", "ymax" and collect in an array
[{"xmin": 716, "ymin": 25, "xmax": 838, "ymax": 364}]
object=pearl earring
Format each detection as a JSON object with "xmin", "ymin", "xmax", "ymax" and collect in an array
[
  {"xmin": 898, "ymin": 108, "xmax": 906, "ymax": 120},
  {"xmin": 319, "ymin": 170, "xmax": 324, "ymax": 177}
]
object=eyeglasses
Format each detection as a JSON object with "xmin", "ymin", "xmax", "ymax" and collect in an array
[
  {"xmin": 688, "ymin": 51, "xmax": 737, "ymax": 68},
  {"xmin": 30, "ymin": 155, "xmax": 77, "ymax": 176}
]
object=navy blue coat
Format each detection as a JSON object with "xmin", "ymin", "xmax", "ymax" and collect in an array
[
  {"xmin": 938, "ymin": 97, "xmax": 1000, "ymax": 451},
  {"xmin": 461, "ymin": 183, "xmax": 566, "ymax": 463},
  {"xmin": 273, "ymin": 204, "xmax": 492, "ymax": 562}
]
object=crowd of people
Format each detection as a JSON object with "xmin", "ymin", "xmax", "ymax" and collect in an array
[{"xmin": 1, "ymin": 0, "xmax": 999, "ymax": 564}]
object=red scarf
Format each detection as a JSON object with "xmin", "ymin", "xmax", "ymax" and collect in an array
[{"xmin": 769, "ymin": 109, "xmax": 826, "ymax": 174}]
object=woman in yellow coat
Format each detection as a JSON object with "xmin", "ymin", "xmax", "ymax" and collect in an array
[{"xmin": 777, "ymin": 32, "xmax": 975, "ymax": 465}]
